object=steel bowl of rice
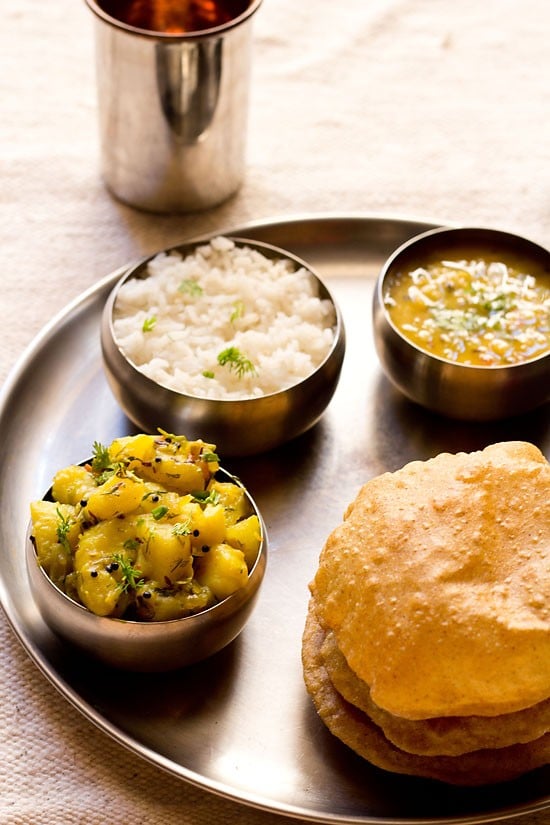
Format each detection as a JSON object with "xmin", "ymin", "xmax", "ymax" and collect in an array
[{"xmin": 101, "ymin": 236, "xmax": 346, "ymax": 455}]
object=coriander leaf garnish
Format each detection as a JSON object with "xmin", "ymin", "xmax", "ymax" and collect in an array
[
  {"xmin": 142, "ymin": 316, "xmax": 157, "ymax": 332},
  {"xmin": 172, "ymin": 520, "xmax": 192, "ymax": 536},
  {"xmin": 111, "ymin": 553, "xmax": 144, "ymax": 593},
  {"xmin": 190, "ymin": 489, "xmax": 221, "ymax": 506},
  {"xmin": 123, "ymin": 538, "xmax": 140, "ymax": 552},
  {"xmin": 90, "ymin": 441, "xmax": 123, "ymax": 485},
  {"xmin": 56, "ymin": 507, "xmax": 73, "ymax": 552},
  {"xmin": 96, "ymin": 462, "xmax": 126, "ymax": 486},
  {"xmin": 202, "ymin": 370, "xmax": 215, "ymax": 379},
  {"xmin": 90, "ymin": 440, "xmax": 139, "ymax": 485},
  {"xmin": 91, "ymin": 441, "xmax": 111, "ymax": 473},
  {"xmin": 230, "ymin": 300, "xmax": 245, "ymax": 324},
  {"xmin": 178, "ymin": 279, "xmax": 203, "ymax": 297},
  {"xmin": 430, "ymin": 307, "xmax": 484, "ymax": 334},
  {"xmin": 217, "ymin": 346, "xmax": 256, "ymax": 378}
]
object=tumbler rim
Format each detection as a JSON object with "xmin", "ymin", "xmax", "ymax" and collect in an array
[{"xmin": 84, "ymin": 0, "xmax": 263, "ymax": 40}]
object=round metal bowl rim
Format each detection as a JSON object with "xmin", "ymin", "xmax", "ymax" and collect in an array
[
  {"xmin": 375, "ymin": 224, "xmax": 550, "ymax": 371},
  {"xmin": 105, "ymin": 235, "xmax": 345, "ymax": 403},
  {"xmin": 28, "ymin": 465, "xmax": 266, "ymax": 628}
]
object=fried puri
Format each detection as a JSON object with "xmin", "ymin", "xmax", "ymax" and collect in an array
[
  {"xmin": 303, "ymin": 600, "xmax": 550, "ymax": 786},
  {"xmin": 302, "ymin": 441, "xmax": 550, "ymax": 784},
  {"xmin": 320, "ymin": 627, "xmax": 550, "ymax": 757}
]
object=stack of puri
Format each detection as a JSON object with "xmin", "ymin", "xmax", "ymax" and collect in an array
[{"xmin": 302, "ymin": 442, "xmax": 550, "ymax": 785}]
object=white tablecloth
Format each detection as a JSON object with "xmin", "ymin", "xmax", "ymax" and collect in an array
[{"xmin": 1, "ymin": 1, "xmax": 548, "ymax": 822}]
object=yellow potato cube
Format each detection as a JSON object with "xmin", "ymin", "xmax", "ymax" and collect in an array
[
  {"xmin": 225, "ymin": 515, "xmax": 262, "ymax": 568},
  {"xmin": 135, "ymin": 584, "xmax": 213, "ymax": 621},
  {"xmin": 109, "ymin": 433, "xmax": 156, "ymax": 465},
  {"xmin": 207, "ymin": 480, "xmax": 252, "ymax": 525},
  {"xmin": 133, "ymin": 433, "xmax": 219, "ymax": 493},
  {"xmin": 74, "ymin": 518, "xmax": 138, "ymax": 568},
  {"xmin": 177, "ymin": 500, "xmax": 227, "ymax": 551},
  {"xmin": 76, "ymin": 563, "xmax": 129, "ymax": 617},
  {"xmin": 86, "ymin": 474, "xmax": 146, "ymax": 520},
  {"xmin": 52, "ymin": 465, "xmax": 96, "ymax": 506},
  {"xmin": 30, "ymin": 500, "xmax": 80, "ymax": 586},
  {"xmin": 138, "ymin": 484, "xmax": 181, "ymax": 517},
  {"xmin": 194, "ymin": 543, "xmax": 248, "ymax": 600},
  {"xmin": 194, "ymin": 503, "xmax": 227, "ymax": 549},
  {"xmin": 136, "ymin": 519, "xmax": 193, "ymax": 585},
  {"xmin": 74, "ymin": 519, "xmax": 141, "ymax": 616},
  {"xmin": 137, "ymin": 456, "xmax": 205, "ymax": 494}
]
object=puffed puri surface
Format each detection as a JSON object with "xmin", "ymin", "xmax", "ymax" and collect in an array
[{"xmin": 309, "ymin": 441, "xmax": 550, "ymax": 721}]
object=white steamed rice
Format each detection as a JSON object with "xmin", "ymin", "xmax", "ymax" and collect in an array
[{"xmin": 112, "ymin": 236, "xmax": 337, "ymax": 400}]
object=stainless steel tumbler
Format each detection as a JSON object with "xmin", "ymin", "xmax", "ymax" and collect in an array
[{"xmin": 84, "ymin": 1, "xmax": 262, "ymax": 213}]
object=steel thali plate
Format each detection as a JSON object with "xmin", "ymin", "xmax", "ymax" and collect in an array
[{"xmin": 0, "ymin": 214, "xmax": 548, "ymax": 825}]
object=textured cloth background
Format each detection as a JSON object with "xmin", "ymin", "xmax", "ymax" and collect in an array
[{"xmin": 1, "ymin": 0, "xmax": 549, "ymax": 822}]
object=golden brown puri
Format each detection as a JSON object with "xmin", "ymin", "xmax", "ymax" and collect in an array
[
  {"xmin": 302, "ymin": 600, "xmax": 550, "ymax": 786},
  {"xmin": 320, "ymin": 628, "xmax": 550, "ymax": 757},
  {"xmin": 310, "ymin": 441, "xmax": 550, "ymax": 720}
]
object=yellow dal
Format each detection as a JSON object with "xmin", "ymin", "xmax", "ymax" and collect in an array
[{"xmin": 384, "ymin": 253, "xmax": 550, "ymax": 366}]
